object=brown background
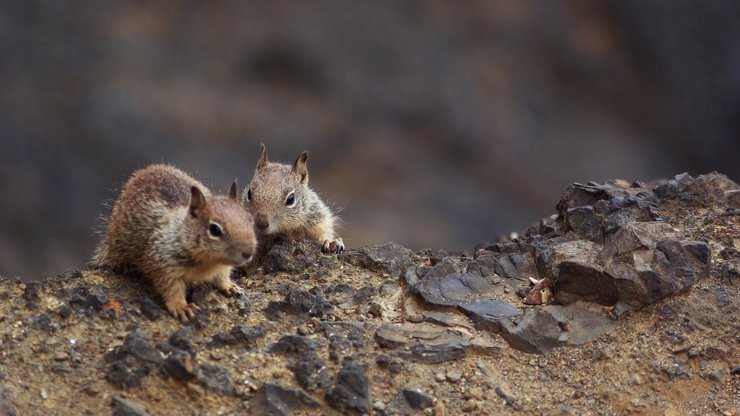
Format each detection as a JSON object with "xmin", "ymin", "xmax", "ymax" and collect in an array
[{"xmin": 0, "ymin": 1, "xmax": 738, "ymax": 280}]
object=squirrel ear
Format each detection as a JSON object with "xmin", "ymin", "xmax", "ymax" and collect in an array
[
  {"xmin": 228, "ymin": 179, "xmax": 238, "ymax": 200},
  {"xmin": 292, "ymin": 151, "xmax": 309, "ymax": 184},
  {"xmin": 189, "ymin": 186, "xmax": 207, "ymax": 217},
  {"xmin": 257, "ymin": 142, "xmax": 268, "ymax": 169}
]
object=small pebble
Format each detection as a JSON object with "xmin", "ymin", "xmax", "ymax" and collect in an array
[
  {"xmin": 435, "ymin": 372, "xmax": 446, "ymax": 382},
  {"xmin": 461, "ymin": 399, "xmax": 478, "ymax": 412},
  {"xmin": 83, "ymin": 385, "xmax": 101, "ymax": 397},
  {"xmin": 407, "ymin": 314, "xmax": 423, "ymax": 323},
  {"xmin": 373, "ymin": 400, "xmax": 385, "ymax": 411},
  {"xmin": 446, "ymin": 370, "xmax": 462, "ymax": 383}
]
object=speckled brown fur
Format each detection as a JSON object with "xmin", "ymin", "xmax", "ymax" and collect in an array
[
  {"xmin": 92, "ymin": 164, "xmax": 257, "ymax": 321},
  {"xmin": 243, "ymin": 144, "xmax": 344, "ymax": 254}
]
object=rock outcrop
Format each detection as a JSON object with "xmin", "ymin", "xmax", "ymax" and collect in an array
[{"xmin": 0, "ymin": 173, "xmax": 737, "ymax": 415}]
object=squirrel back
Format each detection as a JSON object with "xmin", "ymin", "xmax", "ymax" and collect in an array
[
  {"xmin": 92, "ymin": 164, "xmax": 256, "ymax": 320},
  {"xmin": 243, "ymin": 144, "xmax": 344, "ymax": 253}
]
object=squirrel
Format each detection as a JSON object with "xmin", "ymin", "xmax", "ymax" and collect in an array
[
  {"xmin": 243, "ymin": 143, "xmax": 344, "ymax": 254},
  {"xmin": 91, "ymin": 164, "xmax": 257, "ymax": 321}
]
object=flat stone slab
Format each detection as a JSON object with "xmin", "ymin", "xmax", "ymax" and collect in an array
[
  {"xmin": 458, "ymin": 300, "xmax": 521, "ymax": 333},
  {"xmin": 413, "ymin": 272, "xmax": 498, "ymax": 308},
  {"xmin": 375, "ymin": 323, "xmax": 473, "ymax": 364}
]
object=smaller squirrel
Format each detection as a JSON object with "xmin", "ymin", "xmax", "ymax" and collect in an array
[
  {"xmin": 243, "ymin": 143, "xmax": 344, "ymax": 254},
  {"xmin": 91, "ymin": 164, "xmax": 257, "ymax": 321}
]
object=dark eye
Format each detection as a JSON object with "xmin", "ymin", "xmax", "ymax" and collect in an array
[
  {"xmin": 247, "ymin": 188, "xmax": 252, "ymax": 201},
  {"xmin": 285, "ymin": 192, "xmax": 295, "ymax": 206},
  {"xmin": 209, "ymin": 223, "xmax": 223, "ymax": 238}
]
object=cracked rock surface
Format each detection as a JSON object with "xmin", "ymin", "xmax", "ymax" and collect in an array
[{"xmin": 0, "ymin": 172, "xmax": 737, "ymax": 415}]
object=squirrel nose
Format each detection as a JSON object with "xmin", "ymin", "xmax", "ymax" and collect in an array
[{"xmin": 255, "ymin": 214, "xmax": 269, "ymax": 231}]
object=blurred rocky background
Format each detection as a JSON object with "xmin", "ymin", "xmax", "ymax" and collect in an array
[{"xmin": 0, "ymin": 1, "xmax": 738, "ymax": 280}]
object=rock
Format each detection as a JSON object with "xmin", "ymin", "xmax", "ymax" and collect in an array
[
  {"xmin": 112, "ymin": 396, "xmax": 149, "ymax": 416},
  {"xmin": 476, "ymin": 301, "xmax": 612, "ymax": 353},
  {"xmin": 139, "ymin": 298, "xmax": 161, "ymax": 321},
  {"xmin": 653, "ymin": 173, "xmax": 694, "ymax": 199},
  {"xmin": 386, "ymin": 388, "xmax": 435, "ymax": 414},
  {"xmin": 597, "ymin": 222, "xmax": 678, "ymax": 262},
  {"xmin": 375, "ymin": 323, "xmax": 472, "ymax": 364},
  {"xmin": 414, "ymin": 272, "xmax": 497, "ymax": 308},
  {"xmin": 249, "ymin": 383, "xmax": 320, "ymax": 416},
  {"xmin": 564, "ymin": 206, "xmax": 604, "ymax": 243},
  {"xmin": 289, "ymin": 350, "xmax": 332, "ymax": 391},
  {"xmin": 23, "ymin": 281, "xmax": 43, "ymax": 305},
  {"xmin": 664, "ymin": 360, "xmax": 691, "ymax": 379},
  {"xmin": 207, "ymin": 332, "xmax": 238, "ymax": 348},
  {"xmin": 423, "ymin": 311, "xmax": 475, "ymax": 329},
  {"xmin": 0, "ymin": 386, "xmax": 18, "ymax": 416},
  {"xmin": 543, "ymin": 302, "xmax": 614, "ymax": 345},
  {"xmin": 341, "ymin": 242, "xmax": 412, "ymax": 277},
  {"xmin": 197, "ymin": 364, "xmax": 236, "ymax": 396},
  {"xmin": 499, "ymin": 308, "xmax": 566, "ymax": 354},
  {"xmin": 467, "ymin": 252, "xmax": 497, "ymax": 277},
  {"xmin": 321, "ymin": 321, "xmax": 368, "ymax": 357},
  {"xmin": 326, "ymin": 358, "xmax": 371, "ymax": 414},
  {"xmin": 494, "ymin": 253, "xmax": 537, "ymax": 283},
  {"xmin": 70, "ymin": 291, "xmax": 108, "ymax": 312},
  {"xmin": 726, "ymin": 189, "xmax": 740, "ymax": 209},
  {"xmin": 162, "ymin": 351, "xmax": 196, "ymax": 382},
  {"xmin": 269, "ymin": 335, "xmax": 330, "ymax": 391},
  {"xmin": 261, "ymin": 240, "xmax": 316, "ymax": 273},
  {"xmin": 556, "ymin": 182, "xmax": 628, "ymax": 213},
  {"xmin": 230, "ymin": 325, "xmax": 266, "ymax": 348},
  {"xmin": 679, "ymin": 172, "xmax": 738, "ymax": 207},
  {"xmin": 539, "ymin": 240, "xmax": 618, "ymax": 305},
  {"xmin": 458, "ymin": 300, "xmax": 521, "ymax": 333},
  {"xmin": 376, "ymin": 355, "xmax": 405, "ymax": 374},
  {"xmin": 58, "ymin": 305, "xmax": 73, "ymax": 319},
  {"xmin": 105, "ymin": 330, "xmax": 163, "ymax": 388},
  {"xmin": 169, "ymin": 327, "xmax": 197, "ymax": 356},
  {"xmin": 32, "ymin": 313, "xmax": 55, "ymax": 331},
  {"xmin": 325, "ymin": 283, "xmax": 355, "ymax": 306},
  {"xmin": 445, "ymin": 370, "xmax": 462, "ymax": 383},
  {"xmin": 269, "ymin": 335, "xmax": 319, "ymax": 356},
  {"xmin": 423, "ymin": 257, "xmax": 463, "ymax": 279},
  {"xmin": 264, "ymin": 288, "xmax": 333, "ymax": 321}
]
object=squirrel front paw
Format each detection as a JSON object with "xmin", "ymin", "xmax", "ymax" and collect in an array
[
  {"xmin": 219, "ymin": 281, "xmax": 246, "ymax": 298},
  {"xmin": 322, "ymin": 238, "xmax": 345, "ymax": 254},
  {"xmin": 168, "ymin": 302, "xmax": 201, "ymax": 322}
]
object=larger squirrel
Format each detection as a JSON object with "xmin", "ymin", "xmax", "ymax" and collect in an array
[
  {"xmin": 92, "ymin": 164, "xmax": 257, "ymax": 321},
  {"xmin": 243, "ymin": 144, "xmax": 344, "ymax": 254}
]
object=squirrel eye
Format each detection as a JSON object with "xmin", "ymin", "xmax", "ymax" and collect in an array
[
  {"xmin": 247, "ymin": 188, "xmax": 252, "ymax": 201},
  {"xmin": 208, "ymin": 223, "xmax": 223, "ymax": 238},
  {"xmin": 285, "ymin": 192, "xmax": 295, "ymax": 206}
]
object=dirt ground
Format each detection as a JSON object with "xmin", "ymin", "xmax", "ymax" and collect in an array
[{"xmin": 0, "ymin": 185, "xmax": 737, "ymax": 416}]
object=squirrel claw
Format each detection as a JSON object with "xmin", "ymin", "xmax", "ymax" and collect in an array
[
  {"xmin": 172, "ymin": 303, "xmax": 199, "ymax": 322},
  {"xmin": 222, "ymin": 283, "xmax": 246, "ymax": 298},
  {"xmin": 322, "ymin": 238, "xmax": 345, "ymax": 254}
]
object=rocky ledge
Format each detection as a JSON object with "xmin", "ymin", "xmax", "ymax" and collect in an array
[{"xmin": 0, "ymin": 172, "xmax": 738, "ymax": 415}]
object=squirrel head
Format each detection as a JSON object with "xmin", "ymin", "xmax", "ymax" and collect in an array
[
  {"xmin": 243, "ymin": 143, "xmax": 310, "ymax": 235},
  {"xmin": 186, "ymin": 182, "xmax": 257, "ymax": 267}
]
